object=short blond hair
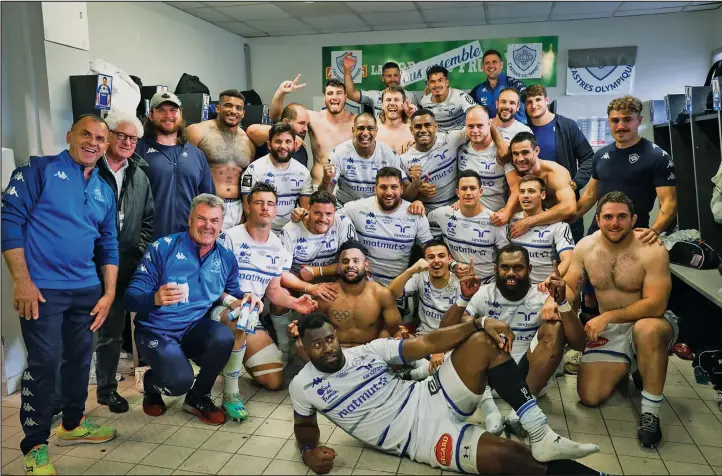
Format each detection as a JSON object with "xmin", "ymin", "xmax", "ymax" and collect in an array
[{"xmin": 607, "ymin": 95, "xmax": 643, "ymax": 116}]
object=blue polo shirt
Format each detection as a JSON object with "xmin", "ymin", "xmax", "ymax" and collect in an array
[
  {"xmin": 124, "ymin": 232, "xmax": 242, "ymax": 332},
  {"xmin": 1, "ymin": 151, "xmax": 119, "ymax": 290},
  {"xmin": 470, "ymin": 72, "xmax": 528, "ymax": 123},
  {"xmin": 529, "ymin": 117, "xmax": 557, "ymax": 162}
]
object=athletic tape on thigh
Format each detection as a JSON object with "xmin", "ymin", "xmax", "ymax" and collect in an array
[
  {"xmin": 210, "ymin": 305, "xmax": 226, "ymax": 322},
  {"xmin": 245, "ymin": 343, "xmax": 284, "ymax": 375}
]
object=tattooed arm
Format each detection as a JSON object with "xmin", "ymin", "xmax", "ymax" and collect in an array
[{"xmin": 561, "ymin": 237, "xmax": 592, "ymax": 306}]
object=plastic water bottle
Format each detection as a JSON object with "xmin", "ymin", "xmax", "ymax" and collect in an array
[
  {"xmin": 176, "ymin": 276, "xmax": 189, "ymax": 304},
  {"xmin": 246, "ymin": 306, "xmax": 259, "ymax": 334},
  {"xmin": 234, "ymin": 303, "xmax": 251, "ymax": 331},
  {"xmin": 167, "ymin": 276, "xmax": 178, "ymax": 306}
]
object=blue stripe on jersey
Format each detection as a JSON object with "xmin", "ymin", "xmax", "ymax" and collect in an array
[
  {"xmin": 511, "ymin": 241, "xmax": 553, "ymax": 249},
  {"xmin": 427, "ymin": 159, "xmax": 456, "ymax": 176},
  {"xmin": 479, "ymin": 173, "xmax": 505, "ymax": 179},
  {"xmin": 342, "ymin": 177, "xmax": 376, "ymax": 185},
  {"xmin": 322, "ymin": 368, "xmax": 388, "ymax": 413},
  {"xmin": 237, "ymin": 267, "xmax": 280, "ymax": 277},
  {"xmin": 377, "ymin": 383, "xmax": 416, "ymax": 447},
  {"xmin": 446, "ymin": 236, "xmax": 495, "ymax": 248},
  {"xmin": 557, "ymin": 246, "xmax": 574, "ymax": 253},
  {"xmin": 439, "ymin": 377, "xmax": 474, "ymax": 417},
  {"xmin": 401, "ymin": 431, "xmax": 412, "ymax": 458},
  {"xmin": 356, "ymin": 230, "xmax": 415, "ymax": 244},
  {"xmin": 510, "ymin": 325, "xmax": 540, "ymax": 332},
  {"xmin": 278, "ymin": 193, "xmax": 301, "ymax": 198},
  {"xmin": 420, "ymin": 299, "xmax": 449, "ymax": 315},
  {"xmin": 293, "ymin": 252, "xmax": 336, "ymax": 264},
  {"xmin": 456, "ymin": 423, "xmax": 473, "ymax": 474},
  {"xmin": 398, "ymin": 340, "xmax": 407, "ymax": 365}
]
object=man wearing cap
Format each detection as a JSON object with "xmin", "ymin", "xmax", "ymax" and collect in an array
[{"xmin": 137, "ymin": 92, "xmax": 215, "ymax": 239}]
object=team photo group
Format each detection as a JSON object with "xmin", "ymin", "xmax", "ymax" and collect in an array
[{"xmin": 2, "ymin": 48, "xmax": 679, "ymax": 475}]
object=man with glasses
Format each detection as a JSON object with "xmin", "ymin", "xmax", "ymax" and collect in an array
[
  {"xmin": 137, "ymin": 91, "xmax": 215, "ymax": 239},
  {"xmin": 95, "ymin": 111, "xmax": 154, "ymax": 414}
]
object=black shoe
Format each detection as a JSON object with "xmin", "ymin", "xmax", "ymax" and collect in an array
[
  {"xmin": 183, "ymin": 393, "xmax": 227, "ymax": 426},
  {"xmin": 638, "ymin": 412, "xmax": 662, "ymax": 448},
  {"xmin": 98, "ymin": 391, "xmax": 129, "ymax": 413},
  {"xmin": 143, "ymin": 390, "xmax": 167, "ymax": 417}
]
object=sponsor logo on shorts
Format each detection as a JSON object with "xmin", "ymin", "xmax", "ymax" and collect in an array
[
  {"xmin": 435, "ymin": 433, "xmax": 453, "ymax": 467},
  {"xmin": 586, "ymin": 337, "xmax": 609, "ymax": 348}
]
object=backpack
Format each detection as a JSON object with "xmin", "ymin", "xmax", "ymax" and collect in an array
[
  {"xmin": 175, "ymin": 73, "xmax": 210, "ymax": 95},
  {"xmin": 669, "ymin": 239, "xmax": 721, "ymax": 269}
]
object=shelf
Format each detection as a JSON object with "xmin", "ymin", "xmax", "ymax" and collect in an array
[{"xmin": 692, "ymin": 112, "xmax": 720, "ymax": 122}]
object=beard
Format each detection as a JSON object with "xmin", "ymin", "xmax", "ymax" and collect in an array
[
  {"xmin": 498, "ymin": 110, "xmax": 514, "ymax": 122},
  {"xmin": 270, "ymin": 148, "xmax": 292, "ymax": 163},
  {"xmin": 152, "ymin": 117, "xmax": 185, "ymax": 136},
  {"xmin": 378, "ymin": 196, "xmax": 401, "ymax": 211},
  {"xmin": 310, "ymin": 350, "xmax": 345, "ymax": 373},
  {"xmin": 495, "ymin": 274, "xmax": 531, "ymax": 300},
  {"xmin": 340, "ymin": 269, "xmax": 366, "ymax": 284},
  {"xmin": 601, "ymin": 227, "xmax": 631, "ymax": 243}
]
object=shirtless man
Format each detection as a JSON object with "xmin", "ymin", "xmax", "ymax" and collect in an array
[
  {"xmin": 343, "ymin": 57, "xmax": 418, "ymax": 116},
  {"xmin": 508, "ymin": 132, "xmax": 577, "ymax": 239},
  {"xmin": 187, "ymin": 89, "xmax": 255, "ymax": 230},
  {"xmin": 547, "ymin": 191, "xmax": 676, "ymax": 448},
  {"xmin": 376, "ymin": 86, "xmax": 415, "ymax": 154},
  {"xmin": 290, "ymin": 240, "xmax": 404, "ymax": 362},
  {"xmin": 247, "ymin": 103, "xmax": 311, "ymax": 167},
  {"xmin": 270, "ymin": 75, "xmax": 355, "ymax": 185}
]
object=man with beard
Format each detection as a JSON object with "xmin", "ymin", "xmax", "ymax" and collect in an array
[
  {"xmin": 458, "ymin": 106, "xmax": 520, "ymax": 225},
  {"xmin": 428, "ymin": 170, "xmax": 509, "ymax": 281},
  {"xmin": 216, "ymin": 183, "xmax": 318, "ymax": 421},
  {"xmin": 470, "ymin": 49, "xmax": 528, "ymax": 123},
  {"xmin": 241, "ymin": 122, "xmax": 313, "ymax": 235},
  {"xmin": 338, "ymin": 167, "xmax": 434, "ymax": 287},
  {"xmin": 401, "ymin": 109, "xmax": 467, "ymax": 212},
  {"xmin": 441, "ymin": 244, "xmax": 584, "ymax": 437},
  {"xmin": 275, "ymin": 190, "xmax": 356, "ymax": 365},
  {"xmin": 321, "ymin": 113, "xmax": 410, "ymax": 206},
  {"xmin": 290, "ymin": 315, "xmax": 600, "ymax": 475},
  {"xmin": 376, "ymin": 86, "xmax": 416, "ymax": 154},
  {"xmin": 270, "ymin": 76, "xmax": 355, "ymax": 185},
  {"xmin": 493, "ymin": 88, "xmax": 531, "ymax": 142},
  {"xmin": 248, "ymin": 103, "xmax": 311, "ymax": 167},
  {"xmin": 509, "ymin": 176, "xmax": 574, "ymax": 284},
  {"xmin": 343, "ymin": 58, "xmax": 418, "ymax": 116},
  {"xmin": 187, "ymin": 90, "xmax": 255, "ymax": 230},
  {"xmin": 2, "ymin": 115, "xmax": 119, "ymax": 475},
  {"xmin": 137, "ymin": 92, "xmax": 215, "ymax": 239},
  {"xmin": 523, "ymin": 85, "xmax": 593, "ymax": 243},
  {"xmin": 508, "ymin": 132, "xmax": 577, "ymax": 242},
  {"xmin": 290, "ymin": 241, "xmax": 405, "ymax": 364},
  {"xmin": 420, "ymin": 66, "xmax": 476, "ymax": 132},
  {"xmin": 548, "ymin": 191, "xmax": 676, "ymax": 448}
]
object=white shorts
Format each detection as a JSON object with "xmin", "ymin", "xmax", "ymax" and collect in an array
[
  {"xmin": 409, "ymin": 355, "xmax": 485, "ymax": 474},
  {"xmin": 222, "ymin": 198, "xmax": 243, "ymax": 230},
  {"xmin": 581, "ymin": 310, "xmax": 679, "ymax": 366}
]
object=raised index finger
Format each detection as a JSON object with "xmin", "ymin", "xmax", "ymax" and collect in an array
[{"xmin": 553, "ymin": 260, "xmax": 560, "ymax": 276}]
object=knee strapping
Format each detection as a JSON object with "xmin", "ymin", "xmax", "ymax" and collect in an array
[
  {"xmin": 245, "ymin": 344, "xmax": 283, "ymax": 376},
  {"xmin": 210, "ymin": 305, "xmax": 227, "ymax": 322}
]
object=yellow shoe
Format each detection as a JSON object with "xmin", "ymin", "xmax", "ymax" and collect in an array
[
  {"xmin": 23, "ymin": 444, "xmax": 56, "ymax": 475},
  {"xmin": 55, "ymin": 416, "xmax": 117, "ymax": 446}
]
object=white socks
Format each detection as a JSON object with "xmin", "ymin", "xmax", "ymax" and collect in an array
[
  {"xmin": 517, "ymin": 399, "xmax": 600, "ymax": 462},
  {"xmin": 479, "ymin": 386, "xmax": 504, "ymax": 435},
  {"xmin": 223, "ymin": 344, "xmax": 246, "ymax": 395},
  {"xmin": 641, "ymin": 390, "xmax": 663, "ymax": 417}
]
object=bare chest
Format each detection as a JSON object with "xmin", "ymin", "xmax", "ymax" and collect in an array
[
  {"xmin": 327, "ymin": 292, "xmax": 382, "ymax": 331},
  {"xmin": 585, "ymin": 248, "xmax": 645, "ymax": 293},
  {"xmin": 378, "ymin": 124, "xmax": 414, "ymax": 153},
  {"xmin": 310, "ymin": 118, "xmax": 354, "ymax": 161},
  {"xmin": 198, "ymin": 129, "xmax": 254, "ymax": 169}
]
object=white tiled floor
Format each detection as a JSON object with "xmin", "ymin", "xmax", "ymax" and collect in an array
[{"xmin": 2, "ymin": 355, "xmax": 721, "ymax": 475}]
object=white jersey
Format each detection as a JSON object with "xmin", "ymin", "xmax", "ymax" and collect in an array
[
  {"xmin": 496, "ymin": 121, "xmax": 531, "ymax": 142},
  {"xmin": 280, "ymin": 212, "xmax": 357, "ymax": 275},
  {"xmin": 240, "ymin": 155, "xmax": 314, "ymax": 233},
  {"xmin": 340, "ymin": 197, "xmax": 434, "ymax": 286},
  {"xmin": 508, "ymin": 212, "xmax": 575, "ymax": 284},
  {"xmin": 221, "ymin": 224, "xmax": 292, "ymax": 297},
  {"xmin": 420, "ymin": 88, "xmax": 476, "ymax": 132},
  {"xmin": 400, "ymin": 130, "xmax": 467, "ymax": 212},
  {"xmin": 467, "ymin": 283, "xmax": 549, "ymax": 360},
  {"xmin": 457, "ymin": 141, "xmax": 515, "ymax": 212},
  {"xmin": 331, "ymin": 140, "xmax": 407, "ymax": 206},
  {"xmin": 359, "ymin": 90, "xmax": 420, "ymax": 115},
  {"xmin": 427, "ymin": 206, "xmax": 509, "ymax": 279},
  {"xmin": 290, "ymin": 339, "xmax": 419, "ymax": 456},
  {"xmin": 404, "ymin": 273, "xmax": 460, "ymax": 333}
]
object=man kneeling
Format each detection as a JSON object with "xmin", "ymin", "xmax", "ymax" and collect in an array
[
  {"xmin": 442, "ymin": 244, "xmax": 583, "ymax": 436},
  {"xmin": 125, "ymin": 194, "xmax": 260, "ymax": 425},
  {"xmin": 291, "ymin": 312, "xmax": 600, "ymax": 475}
]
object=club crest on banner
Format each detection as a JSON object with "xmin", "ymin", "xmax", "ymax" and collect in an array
[
  {"xmin": 327, "ymin": 50, "xmax": 367, "ymax": 83},
  {"xmin": 506, "ymin": 43, "xmax": 542, "ymax": 79}
]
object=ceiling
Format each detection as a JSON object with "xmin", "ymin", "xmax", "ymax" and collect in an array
[{"xmin": 165, "ymin": 1, "xmax": 721, "ymax": 38}]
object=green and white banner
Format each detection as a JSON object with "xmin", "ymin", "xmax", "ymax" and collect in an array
[{"xmin": 323, "ymin": 36, "xmax": 558, "ymax": 92}]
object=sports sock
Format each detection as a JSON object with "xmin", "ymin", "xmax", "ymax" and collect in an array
[
  {"xmin": 640, "ymin": 390, "xmax": 663, "ymax": 417},
  {"xmin": 222, "ymin": 345, "xmax": 246, "ymax": 395},
  {"xmin": 479, "ymin": 386, "xmax": 503, "ymax": 434}
]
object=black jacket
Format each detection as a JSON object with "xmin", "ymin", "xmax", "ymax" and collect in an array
[
  {"xmin": 553, "ymin": 114, "xmax": 594, "ymax": 194},
  {"xmin": 97, "ymin": 154, "xmax": 154, "ymax": 269}
]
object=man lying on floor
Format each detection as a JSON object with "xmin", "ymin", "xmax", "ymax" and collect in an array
[{"xmin": 289, "ymin": 312, "xmax": 602, "ymax": 475}]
